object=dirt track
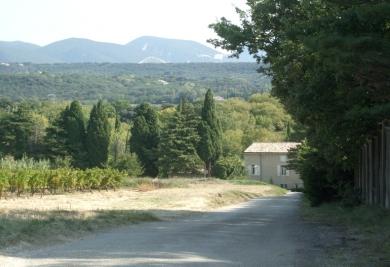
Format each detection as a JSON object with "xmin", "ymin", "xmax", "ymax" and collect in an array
[{"xmin": 1, "ymin": 192, "xmax": 346, "ymax": 266}]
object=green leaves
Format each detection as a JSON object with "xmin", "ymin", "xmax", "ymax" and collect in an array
[
  {"xmin": 0, "ymin": 166, "xmax": 125, "ymax": 198},
  {"xmin": 158, "ymin": 100, "xmax": 202, "ymax": 177},
  {"xmin": 86, "ymin": 100, "xmax": 111, "ymax": 168},
  {"xmin": 210, "ymin": 0, "xmax": 390, "ymax": 204},
  {"xmin": 130, "ymin": 103, "xmax": 160, "ymax": 177},
  {"xmin": 197, "ymin": 90, "xmax": 223, "ymax": 176}
]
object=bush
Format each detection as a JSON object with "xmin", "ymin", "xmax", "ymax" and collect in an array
[
  {"xmin": 109, "ymin": 154, "xmax": 143, "ymax": 177},
  {"xmin": 0, "ymin": 155, "xmax": 50, "ymax": 170},
  {"xmin": 0, "ymin": 171, "xmax": 9, "ymax": 198},
  {"xmin": 288, "ymin": 141, "xmax": 353, "ymax": 206},
  {"xmin": 214, "ymin": 156, "xmax": 245, "ymax": 179}
]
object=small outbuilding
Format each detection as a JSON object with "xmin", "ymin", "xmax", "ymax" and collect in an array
[{"xmin": 243, "ymin": 142, "xmax": 303, "ymax": 189}]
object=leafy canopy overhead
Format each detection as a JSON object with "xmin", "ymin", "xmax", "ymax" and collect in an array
[{"xmin": 209, "ymin": 0, "xmax": 390, "ymax": 204}]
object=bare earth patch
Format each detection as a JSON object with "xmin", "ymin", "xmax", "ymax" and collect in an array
[{"xmin": 0, "ymin": 179, "xmax": 286, "ymax": 251}]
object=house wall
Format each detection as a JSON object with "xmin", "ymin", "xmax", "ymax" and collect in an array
[{"xmin": 244, "ymin": 152, "xmax": 303, "ymax": 189}]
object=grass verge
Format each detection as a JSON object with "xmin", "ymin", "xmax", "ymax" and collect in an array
[
  {"xmin": 121, "ymin": 177, "xmax": 195, "ymax": 191},
  {"xmin": 209, "ymin": 185, "xmax": 287, "ymax": 208},
  {"xmin": 209, "ymin": 190, "xmax": 262, "ymax": 208},
  {"xmin": 228, "ymin": 179, "xmax": 268, "ymax": 185},
  {"xmin": 301, "ymin": 199, "xmax": 390, "ymax": 265},
  {"xmin": 0, "ymin": 210, "xmax": 158, "ymax": 250}
]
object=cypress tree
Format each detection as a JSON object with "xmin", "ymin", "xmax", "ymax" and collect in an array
[
  {"xmin": 129, "ymin": 103, "xmax": 159, "ymax": 177},
  {"xmin": 45, "ymin": 110, "xmax": 68, "ymax": 160},
  {"xmin": 86, "ymin": 100, "xmax": 111, "ymax": 168},
  {"xmin": 197, "ymin": 89, "xmax": 222, "ymax": 176},
  {"xmin": 64, "ymin": 101, "xmax": 87, "ymax": 168}
]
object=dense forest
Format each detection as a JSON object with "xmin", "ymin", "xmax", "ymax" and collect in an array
[
  {"xmin": 210, "ymin": 0, "xmax": 390, "ymax": 205},
  {"xmin": 0, "ymin": 91, "xmax": 296, "ymax": 186},
  {"xmin": 0, "ymin": 63, "xmax": 270, "ymax": 103}
]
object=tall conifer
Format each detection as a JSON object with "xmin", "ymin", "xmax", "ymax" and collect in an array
[
  {"xmin": 129, "ymin": 103, "xmax": 159, "ymax": 177},
  {"xmin": 64, "ymin": 101, "xmax": 86, "ymax": 167},
  {"xmin": 158, "ymin": 99, "xmax": 201, "ymax": 177},
  {"xmin": 86, "ymin": 100, "xmax": 111, "ymax": 168},
  {"xmin": 197, "ymin": 89, "xmax": 222, "ymax": 176},
  {"xmin": 45, "ymin": 100, "xmax": 86, "ymax": 166}
]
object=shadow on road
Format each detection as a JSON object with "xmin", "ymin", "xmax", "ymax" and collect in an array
[{"xmin": 0, "ymin": 193, "xmax": 343, "ymax": 266}]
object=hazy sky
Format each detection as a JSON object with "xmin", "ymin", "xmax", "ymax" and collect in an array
[{"xmin": 0, "ymin": 0, "xmax": 247, "ymax": 47}]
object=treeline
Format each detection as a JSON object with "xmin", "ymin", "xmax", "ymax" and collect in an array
[
  {"xmin": 0, "ymin": 91, "xmax": 296, "ymax": 178},
  {"xmin": 210, "ymin": 0, "xmax": 390, "ymax": 205},
  {"xmin": 0, "ymin": 63, "xmax": 270, "ymax": 103}
]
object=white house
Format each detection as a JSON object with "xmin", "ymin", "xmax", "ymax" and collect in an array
[{"xmin": 243, "ymin": 142, "xmax": 303, "ymax": 189}]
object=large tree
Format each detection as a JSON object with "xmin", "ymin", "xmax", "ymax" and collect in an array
[
  {"xmin": 129, "ymin": 103, "xmax": 159, "ymax": 177},
  {"xmin": 0, "ymin": 104, "xmax": 34, "ymax": 158},
  {"xmin": 209, "ymin": 0, "xmax": 390, "ymax": 204},
  {"xmin": 158, "ymin": 99, "xmax": 202, "ymax": 177},
  {"xmin": 86, "ymin": 100, "xmax": 111, "ymax": 168},
  {"xmin": 197, "ymin": 89, "xmax": 222, "ymax": 176},
  {"xmin": 64, "ymin": 101, "xmax": 87, "ymax": 167},
  {"xmin": 45, "ymin": 101, "xmax": 87, "ymax": 167}
]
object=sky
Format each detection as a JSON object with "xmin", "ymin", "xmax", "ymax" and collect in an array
[{"xmin": 0, "ymin": 0, "xmax": 247, "ymax": 47}]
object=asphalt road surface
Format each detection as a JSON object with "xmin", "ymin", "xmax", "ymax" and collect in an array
[{"xmin": 2, "ymin": 192, "xmax": 336, "ymax": 266}]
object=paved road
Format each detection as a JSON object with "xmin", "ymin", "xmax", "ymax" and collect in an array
[{"xmin": 2, "ymin": 192, "xmax": 334, "ymax": 266}]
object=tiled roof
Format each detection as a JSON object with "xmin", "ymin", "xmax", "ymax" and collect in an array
[{"xmin": 244, "ymin": 142, "xmax": 300, "ymax": 153}]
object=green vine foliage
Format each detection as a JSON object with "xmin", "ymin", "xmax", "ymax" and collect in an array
[{"xmin": 0, "ymin": 166, "xmax": 125, "ymax": 198}]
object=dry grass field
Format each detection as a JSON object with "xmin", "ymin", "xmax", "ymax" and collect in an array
[{"xmin": 0, "ymin": 178, "xmax": 286, "ymax": 251}]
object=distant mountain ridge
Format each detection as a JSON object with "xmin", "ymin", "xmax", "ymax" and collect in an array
[{"xmin": 0, "ymin": 36, "xmax": 254, "ymax": 63}]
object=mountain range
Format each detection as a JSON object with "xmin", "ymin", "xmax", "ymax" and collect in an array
[{"xmin": 0, "ymin": 36, "xmax": 254, "ymax": 63}]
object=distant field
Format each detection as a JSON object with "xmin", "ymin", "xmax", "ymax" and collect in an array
[{"xmin": 0, "ymin": 178, "xmax": 285, "ymax": 251}]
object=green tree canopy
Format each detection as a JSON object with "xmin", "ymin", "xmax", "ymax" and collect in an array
[
  {"xmin": 45, "ymin": 100, "xmax": 86, "ymax": 166},
  {"xmin": 197, "ymin": 89, "xmax": 222, "ymax": 176},
  {"xmin": 129, "ymin": 103, "xmax": 160, "ymax": 177},
  {"xmin": 209, "ymin": 0, "xmax": 390, "ymax": 204},
  {"xmin": 158, "ymin": 99, "xmax": 202, "ymax": 177},
  {"xmin": 86, "ymin": 100, "xmax": 111, "ymax": 168},
  {"xmin": 0, "ymin": 104, "xmax": 34, "ymax": 158}
]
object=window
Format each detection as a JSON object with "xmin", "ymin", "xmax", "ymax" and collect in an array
[
  {"xmin": 278, "ymin": 165, "xmax": 289, "ymax": 176},
  {"xmin": 281, "ymin": 166, "xmax": 288, "ymax": 176},
  {"xmin": 280, "ymin": 155, "xmax": 287, "ymax": 162},
  {"xmin": 249, "ymin": 164, "xmax": 260, "ymax": 176},
  {"xmin": 251, "ymin": 164, "xmax": 256, "ymax": 175}
]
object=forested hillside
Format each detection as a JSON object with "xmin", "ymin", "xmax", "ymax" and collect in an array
[{"xmin": 0, "ymin": 63, "xmax": 270, "ymax": 102}]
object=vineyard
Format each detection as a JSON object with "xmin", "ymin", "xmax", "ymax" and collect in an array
[{"xmin": 0, "ymin": 158, "xmax": 125, "ymax": 198}]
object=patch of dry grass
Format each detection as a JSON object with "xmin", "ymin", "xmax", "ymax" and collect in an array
[
  {"xmin": 208, "ymin": 190, "xmax": 261, "ymax": 208},
  {"xmin": 0, "ymin": 210, "xmax": 158, "ymax": 250},
  {"xmin": 301, "ymin": 199, "xmax": 390, "ymax": 265}
]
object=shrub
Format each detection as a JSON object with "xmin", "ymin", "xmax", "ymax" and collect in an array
[
  {"xmin": 28, "ymin": 171, "xmax": 46, "ymax": 195},
  {"xmin": 109, "ymin": 154, "xmax": 143, "ymax": 177},
  {"xmin": 0, "ymin": 171, "xmax": 9, "ymax": 198},
  {"xmin": 214, "ymin": 156, "xmax": 245, "ymax": 179},
  {"xmin": 288, "ymin": 141, "xmax": 352, "ymax": 206}
]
